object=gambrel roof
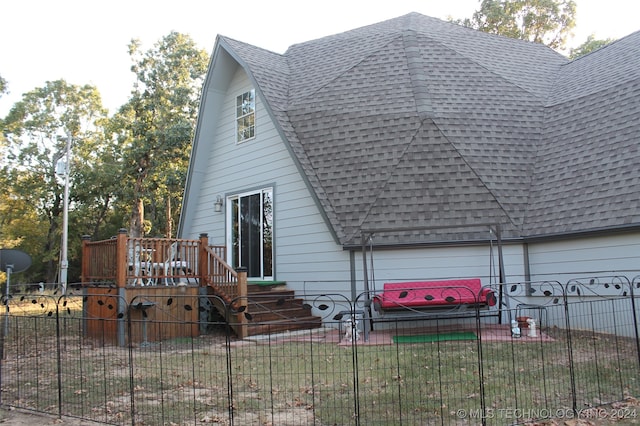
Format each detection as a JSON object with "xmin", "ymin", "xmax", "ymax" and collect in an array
[{"xmin": 189, "ymin": 13, "xmax": 640, "ymax": 246}]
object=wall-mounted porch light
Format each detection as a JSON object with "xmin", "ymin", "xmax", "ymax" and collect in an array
[{"xmin": 214, "ymin": 195, "xmax": 224, "ymax": 212}]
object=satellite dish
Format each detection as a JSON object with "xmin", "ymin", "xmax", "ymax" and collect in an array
[{"xmin": 0, "ymin": 249, "xmax": 32, "ymax": 273}]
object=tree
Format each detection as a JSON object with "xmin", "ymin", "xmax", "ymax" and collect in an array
[
  {"xmin": 569, "ymin": 34, "xmax": 614, "ymax": 59},
  {"xmin": 0, "ymin": 74, "xmax": 7, "ymax": 97},
  {"xmin": 0, "ymin": 74, "xmax": 8, "ymax": 150},
  {"xmin": 0, "ymin": 171, "xmax": 49, "ymax": 285},
  {"xmin": 456, "ymin": 0, "xmax": 577, "ymax": 50},
  {"xmin": 113, "ymin": 32, "xmax": 208, "ymax": 238},
  {"xmin": 2, "ymin": 80, "xmax": 108, "ymax": 283}
]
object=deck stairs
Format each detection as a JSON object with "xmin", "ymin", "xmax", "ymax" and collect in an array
[{"xmin": 206, "ymin": 282, "xmax": 323, "ymax": 337}]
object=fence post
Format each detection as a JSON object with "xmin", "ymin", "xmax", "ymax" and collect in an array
[
  {"xmin": 199, "ymin": 233, "xmax": 209, "ymax": 286},
  {"xmin": 116, "ymin": 229, "xmax": 128, "ymax": 347},
  {"xmin": 80, "ymin": 235, "xmax": 91, "ymax": 283},
  {"xmin": 236, "ymin": 267, "xmax": 248, "ymax": 339},
  {"xmin": 627, "ymin": 278, "xmax": 640, "ymax": 372},
  {"xmin": 115, "ymin": 229, "xmax": 128, "ymax": 289},
  {"xmin": 562, "ymin": 280, "xmax": 578, "ymax": 415}
]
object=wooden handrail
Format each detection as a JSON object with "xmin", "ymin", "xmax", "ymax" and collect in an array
[
  {"xmin": 200, "ymin": 242, "xmax": 248, "ymax": 337},
  {"xmin": 202, "ymin": 245, "xmax": 242, "ymax": 305}
]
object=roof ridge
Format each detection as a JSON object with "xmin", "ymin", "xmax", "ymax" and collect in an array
[
  {"xmin": 353, "ymin": 118, "xmax": 521, "ymax": 239},
  {"xmin": 444, "ymin": 49, "xmax": 548, "ymax": 102},
  {"xmin": 542, "ymin": 54, "xmax": 565, "ymax": 107},
  {"xmin": 546, "ymin": 75, "xmax": 639, "ymax": 108},
  {"xmin": 567, "ymin": 29, "xmax": 639, "ymax": 64},
  {"xmin": 286, "ymin": 33, "xmax": 401, "ymax": 108},
  {"xmin": 441, "ymin": 125, "xmax": 524, "ymax": 231},
  {"xmin": 219, "ymin": 35, "xmax": 286, "ymax": 56},
  {"xmin": 402, "ymin": 29, "xmax": 434, "ymax": 120},
  {"xmin": 520, "ymin": 108, "xmax": 550, "ymax": 231},
  {"xmin": 352, "ymin": 124, "xmax": 424, "ymax": 238},
  {"xmin": 404, "ymin": 23, "xmax": 556, "ymax": 101}
]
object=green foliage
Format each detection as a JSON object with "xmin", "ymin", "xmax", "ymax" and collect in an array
[
  {"xmin": 455, "ymin": 0, "xmax": 576, "ymax": 50},
  {"xmin": 113, "ymin": 32, "xmax": 208, "ymax": 238},
  {"xmin": 0, "ymin": 74, "xmax": 7, "ymax": 156},
  {"xmin": 0, "ymin": 31, "xmax": 209, "ymax": 284},
  {"xmin": 569, "ymin": 34, "xmax": 615, "ymax": 59},
  {"xmin": 0, "ymin": 75, "xmax": 9, "ymax": 96},
  {"xmin": 0, "ymin": 74, "xmax": 7, "ymax": 97},
  {"xmin": 1, "ymin": 80, "xmax": 109, "ymax": 283}
]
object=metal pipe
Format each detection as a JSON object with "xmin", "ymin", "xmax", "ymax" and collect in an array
[{"xmin": 60, "ymin": 133, "xmax": 71, "ymax": 295}]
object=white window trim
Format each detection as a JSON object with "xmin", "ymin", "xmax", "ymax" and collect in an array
[
  {"xmin": 225, "ymin": 187, "xmax": 274, "ymax": 280},
  {"xmin": 235, "ymin": 89, "xmax": 256, "ymax": 144}
]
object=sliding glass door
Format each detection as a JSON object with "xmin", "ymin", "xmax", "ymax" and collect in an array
[{"xmin": 228, "ymin": 188, "xmax": 273, "ymax": 279}]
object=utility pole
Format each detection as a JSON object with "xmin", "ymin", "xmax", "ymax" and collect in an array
[{"xmin": 59, "ymin": 133, "xmax": 71, "ymax": 295}]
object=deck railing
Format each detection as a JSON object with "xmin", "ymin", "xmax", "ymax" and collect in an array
[
  {"xmin": 80, "ymin": 230, "xmax": 241, "ymax": 299},
  {"xmin": 81, "ymin": 230, "xmax": 249, "ymax": 338},
  {"xmin": 81, "ymin": 237, "xmax": 118, "ymax": 282}
]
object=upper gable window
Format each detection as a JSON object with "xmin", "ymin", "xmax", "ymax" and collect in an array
[{"xmin": 236, "ymin": 89, "xmax": 255, "ymax": 143}]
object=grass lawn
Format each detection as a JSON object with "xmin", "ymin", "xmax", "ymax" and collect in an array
[{"xmin": 0, "ymin": 295, "xmax": 638, "ymax": 425}]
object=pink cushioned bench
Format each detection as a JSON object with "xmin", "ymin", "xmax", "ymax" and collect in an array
[{"xmin": 372, "ymin": 278, "xmax": 496, "ymax": 312}]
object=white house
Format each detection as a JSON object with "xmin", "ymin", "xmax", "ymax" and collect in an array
[{"xmin": 178, "ymin": 13, "xmax": 640, "ymax": 306}]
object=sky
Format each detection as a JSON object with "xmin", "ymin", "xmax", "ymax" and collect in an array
[{"xmin": 1, "ymin": 0, "xmax": 639, "ymax": 116}]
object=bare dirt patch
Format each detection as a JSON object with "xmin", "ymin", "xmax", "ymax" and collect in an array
[
  {"xmin": 0, "ymin": 407, "xmax": 97, "ymax": 425},
  {"xmin": 1, "ymin": 399, "xmax": 638, "ymax": 426}
]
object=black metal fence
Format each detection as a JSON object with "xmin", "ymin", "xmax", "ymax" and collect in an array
[{"xmin": 0, "ymin": 276, "xmax": 639, "ymax": 425}]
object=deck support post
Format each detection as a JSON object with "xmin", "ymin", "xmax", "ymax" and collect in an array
[
  {"xmin": 198, "ymin": 233, "xmax": 208, "ymax": 287},
  {"xmin": 235, "ymin": 267, "xmax": 248, "ymax": 339},
  {"xmin": 115, "ymin": 229, "xmax": 128, "ymax": 346},
  {"xmin": 80, "ymin": 235, "xmax": 91, "ymax": 283},
  {"xmin": 115, "ymin": 229, "xmax": 128, "ymax": 288}
]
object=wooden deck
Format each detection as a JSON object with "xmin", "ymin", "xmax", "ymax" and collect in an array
[
  {"xmin": 81, "ymin": 230, "xmax": 321, "ymax": 341},
  {"xmin": 81, "ymin": 230, "xmax": 230, "ymax": 290}
]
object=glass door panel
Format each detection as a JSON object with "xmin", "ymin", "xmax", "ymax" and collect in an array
[{"xmin": 229, "ymin": 188, "xmax": 273, "ymax": 279}]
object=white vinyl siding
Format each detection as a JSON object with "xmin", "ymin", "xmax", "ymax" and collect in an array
[
  {"xmin": 527, "ymin": 233, "xmax": 640, "ymax": 282},
  {"xmin": 184, "ymin": 67, "xmax": 351, "ymax": 291},
  {"xmin": 351, "ymin": 244, "xmax": 526, "ymax": 290}
]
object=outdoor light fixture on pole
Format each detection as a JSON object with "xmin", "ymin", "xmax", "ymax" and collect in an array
[{"xmin": 58, "ymin": 133, "xmax": 71, "ymax": 295}]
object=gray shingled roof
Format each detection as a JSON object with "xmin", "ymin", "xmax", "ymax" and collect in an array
[{"xmin": 218, "ymin": 13, "xmax": 640, "ymax": 246}]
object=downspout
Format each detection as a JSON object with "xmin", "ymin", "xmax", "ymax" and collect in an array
[
  {"xmin": 523, "ymin": 242, "xmax": 532, "ymax": 295},
  {"xmin": 349, "ymin": 250, "xmax": 357, "ymax": 301},
  {"xmin": 361, "ymin": 233, "xmax": 369, "ymax": 300},
  {"xmin": 495, "ymin": 225, "xmax": 506, "ymax": 325}
]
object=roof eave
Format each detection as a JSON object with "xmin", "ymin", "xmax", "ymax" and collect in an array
[{"xmin": 204, "ymin": 37, "xmax": 346, "ymax": 245}]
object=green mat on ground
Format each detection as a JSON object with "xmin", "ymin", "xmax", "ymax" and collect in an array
[{"xmin": 393, "ymin": 331, "xmax": 477, "ymax": 343}]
